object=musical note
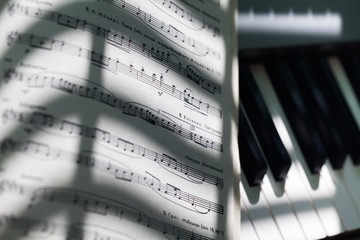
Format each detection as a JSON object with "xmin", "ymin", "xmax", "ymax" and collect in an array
[
  {"xmin": 150, "ymin": 0, "xmax": 221, "ymax": 37},
  {"xmin": 96, "ymin": 26, "xmax": 106, "ymax": 37},
  {"xmin": 8, "ymin": 76, "xmax": 222, "ymax": 145},
  {"xmin": 167, "ymin": 24, "xmax": 185, "ymax": 42},
  {"xmin": 57, "ymin": 13, "xmax": 78, "ymax": 29},
  {"xmin": 145, "ymin": 172, "xmax": 161, "ymax": 190},
  {"xmin": 27, "ymin": 74, "xmax": 45, "ymax": 88},
  {"xmin": 141, "ymin": 171, "xmax": 223, "ymax": 213},
  {"xmin": 59, "ymin": 120, "xmax": 82, "ymax": 135},
  {"xmin": 100, "ymin": 0, "xmax": 221, "ymax": 58},
  {"xmin": 29, "ymin": 188, "xmax": 55, "ymax": 209},
  {"xmin": 24, "ymin": 140, "xmax": 51, "ymax": 157},
  {"xmin": 159, "ymin": 74, "xmax": 164, "ymax": 85},
  {"xmin": 166, "ymin": 183, "xmax": 181, "ymax": 199},
  {"xmin": 171, "ymin": 1, "xmax": 185, "ymax": 17},
  {"xmin": 34, "ymin": 6, "xmax": 41, "ymax": 17},
  {"xmin": 91, "ymin": 51, "xmax": 110, "ymax": 67},
  {"xmin": 0, "ymin": 215, "xmax": 137, "ymax": 240},
  {"xmin": 0, "ymin": 180, "xmax": 217, "ymax": 239},
  {"xmin": 147, "ymin": 13, "xmax": 152, "ymax": 22},
  {"xmin": 4, "ymin": 71, "xmax": 223, "ymax": 144},
  {"xmin": 52, "ymin": 77, "xmax": 78, "ymax": 94},
  {"xmin": 78, "ymin": 85, "xmax": 96, "ymax": 98},
  {"xmin": 29, "ymin": 34, "xmax": 53, "ymax": 50},
  {"xmin": 9, "ymin": 5, "xmax": 222, "ymax": 92},
  {"xmin": 92, "ymin": 128, "xmax": 111, "ymax": 143},
  {"xmin": 159, "ymin": 118, "xmax": 176, "ymax": 132},
  {"xmin": 5, "ymin": 34, "xmax": 222, "ymax": 117},
  {"xmin": 1, "ymin": 136, "xmax": 223, "ymax": 189},
  {"xmin": 115, "ymin": 169, "xmax": 132, "ymax": 182},
  {"xmin": 1, "ymin": 0, "xmax": 229, "ymax": 238},
  {"xmin": 30, "ymin": 112, "xmax": 54, "ymax": 128},
  {"xmin": 84, "ymin": 200, "xmax": 109, "ymax": 215}
]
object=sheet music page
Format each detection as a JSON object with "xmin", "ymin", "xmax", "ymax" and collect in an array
[{"xmin": 0, "ymin": 0, "xmax": 239, "ymax": 239}]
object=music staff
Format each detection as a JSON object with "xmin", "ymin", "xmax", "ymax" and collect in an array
[
  {"xmin": 2, "ymin": 71, "xmax": 223, "ymax": 151},
  {"xmin": 2, "ymin": 109, "xmax": 222, "ymax": 153},
  {"xmin": 3, "ymin": 69, "xmax": 223, "ymax": 150},
  {"xmin": 8, "ymin": 2, "xmax": 220, "ymax": 60},
  {"xmin": 0, "ymin": 215, "xmax": 136, "ymax": 240},
  {"xmin": 0, "ymin": 137, "xmax": 223, "ymax": 188},
  {"xmin": 4, "ymin": 68, "xmax": 222, "ymax": 118},
  {"xmin": 9, "ymin": 3, "xmax": 221, "ymax": 94},
  {"xmin": 2, "ymin": 110, "xmax": 224, "ymax": 174},
  {"xmin": 6, "ymin": 32, "xmax": 224, "ymax": 118},
  {"xmin": 0, "ymin": 138, "xmax": 224, "ymax": 214},
  {"xmin": 1, "ymin": 0, "xmax": 231, "ymax": 239},
  {"xmin": 149, "ymin": 0, "xmax": 221, "ymax": 37},
  {"xmin": 0, "ymin": 180, "xmax": 216, "ymax": 240},
  {"xmin": 0, "ymin": 138, "xmax": 222, "ymax": 190},
  {"xmin": 100, "ymin": 0, "xmax": 221, "ymax": 60}
]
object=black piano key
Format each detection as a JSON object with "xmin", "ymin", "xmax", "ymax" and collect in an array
[
  {"xmin": 239, "ymin": 105, "xmax": 268, "ymax": 186},
  {"xmin": 240, "ymin": 64, "xmax": 291, "ymax": 181},
  {"xmin": 339, "ymin": 53, "xmax": 360, "ymax": 102},
  {"xmin": 264, "ymin": 61, "xmax": 327, "ymax": 174},
  {"xmin": 288, "ymin": 59, "xmax": 347, "ymax": 169},
  {"xmin": 311, "ymin": 56, "xmax": 360, "ymax": 165}
]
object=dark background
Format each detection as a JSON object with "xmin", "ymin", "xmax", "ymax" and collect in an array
[{"xmin": 238, "ymin": 0, "xmax": 360, "ymax": 50}]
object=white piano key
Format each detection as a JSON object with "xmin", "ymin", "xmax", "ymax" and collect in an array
[
  {"xmin": 291, "ymin": 151, "xmax": 344, "ymax": 237},
  {"xmin": 326, "ymin": 56, "xmax": 360, "ymax": 222},
  {"xmin": 321, "ymin": 162, "xmax": 360, "ymax": 231},
  {"xmin": 282, "ymin": 164, "xmax": 328, "ymax": 240},
  {"xmin": 241, "ymin": 198, "xmax": 260, "ymax": 240},
  {"xmin": 261, "ymin": 175, "xmax": 306, "ymax": 240},
  {"xmin": 251, "ymin": 63, "xmax": 337, "ymax": 239},
  {"xmin": 240, "ymin": 177, "xmax": 283, "ymax": 240},
  {"xmin": 340, "ymin": 158, "xmax": 360, "ymax": 215}
]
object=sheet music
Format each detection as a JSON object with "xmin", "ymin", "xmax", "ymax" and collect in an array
[{"xmin": 0, "ymin": 0, "xmax": 239, "ymax": 239}]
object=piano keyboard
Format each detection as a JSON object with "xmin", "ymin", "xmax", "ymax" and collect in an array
[{"xmin": 239, "ymin": 45, "xmax": 360, "ymax": 240}]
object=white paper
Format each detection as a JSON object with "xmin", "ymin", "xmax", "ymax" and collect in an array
[{"xmin": 0, "ymin": 0, "xmax": 239, "ymax": 239}]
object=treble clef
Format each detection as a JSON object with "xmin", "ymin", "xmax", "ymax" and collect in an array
[
  {"xmin": 6, "ymin": 31, "xmax": 17, "ymax": 46},
  {"xmin": 8, "ymin": 2, "xmax": 15, "ymax": 17},
  {"xmin": 3, "ymin": 68, "xmax": 15, "ymax": 83},
  {"xmin": 0, "ymin": 138, "xmax": 15, "ymax": 154}
]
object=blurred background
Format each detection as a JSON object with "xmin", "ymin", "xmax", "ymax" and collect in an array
[{"xmin": 238, "ymin": 0, "xmax": 360, "ymax": 50}]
